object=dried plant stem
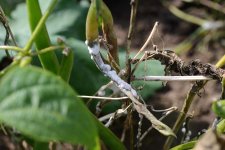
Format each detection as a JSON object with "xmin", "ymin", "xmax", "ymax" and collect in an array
[
  {"xmin": 127, "ymin": 4, "xmax": 139, "ymax": 145},
  {"xmin": 0, "ymin": 6, "xmax": 17, "ymax": 46},
  {"xmin": 135, "ymin": 75, "xmax": 212, "ymax": 82},
  {"xmin": 78, "ymin": 95, "xmax": 128, "ymax": 100},
  {"xmin": 126, "ymin": 0, "xmax": 139, "ymax": 71},
  {"xmin": 0, "ymin": 6, "xmax": 17, "ymax": 56},
  {"xmin": 132, "ymin": 22, "xmax": 159, "ymax": 61}
]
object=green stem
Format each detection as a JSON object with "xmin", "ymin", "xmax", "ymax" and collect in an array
[
  {"xmin": 26, "ymin": 0, "xmax": 60, "ymax": 74},
  {"xmin": 24, "ymin": 0, "xmax": 57, "ymax": 51},
  {"xmin": 163, "ymin": 82, "xmax": 205, "ymax": 150},
  {"xmin": 31, "ymin": 45, "xmax": 65, "ymax": 56},
  {"xmin": 0, "ymin": 46, "xmax": 24, "ymax": 53},
  {"xmin": 216, "ymin": 55, "xmax": 225, "ymax": 68}
]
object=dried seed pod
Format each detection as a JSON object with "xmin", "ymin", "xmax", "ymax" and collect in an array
[{"xmin": 101, "ymin": 1, "xmax": 119, "ymax": 65}]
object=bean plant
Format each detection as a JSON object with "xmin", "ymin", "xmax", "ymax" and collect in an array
[{"xmin": 0, "ymin": 0, "xmax": 225, "ymax": 150}]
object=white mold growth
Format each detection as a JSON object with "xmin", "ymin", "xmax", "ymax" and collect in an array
[{"xmin": 86, "ymin": 40, "xmax": 139, "ymax": 98}]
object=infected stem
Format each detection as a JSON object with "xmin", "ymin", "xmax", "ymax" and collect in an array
[{"xmin": 86, "ymin": 40, "xmax": 175, "ymax": 136}]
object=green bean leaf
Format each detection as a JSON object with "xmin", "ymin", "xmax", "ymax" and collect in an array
[{"xmin": 0, "ymin": 66, "xmax": 100, "ymax": 149}]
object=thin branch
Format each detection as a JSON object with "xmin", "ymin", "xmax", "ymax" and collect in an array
[
  {"xmin": 0, "ymin": 46, "xmax": 24, "ymax": 52},
  {"xmin": 78, "ymin": 95, "xmax": 128, "ymax": 100},
  {"xmin": 0, "ymin": 6, "xmax": 17, "ymax": 57},
  {"xmin": 0, "ymin": 6, "xmax": 17, "ymax": 46},
  {"xmin": 135, "ymin": 75, "xmax": 212, "ymax": 81},
  {"xmin": 132, "ymin": 22, "xmax": 159, "ymax": 61},
  {"xmin": 149, "ymin": 106, "xmax": 178, "ymax": 113},
  {"xmin": 126, "ymin": 0, "xmax": 139, "ymax": 76},
  {"xmin": 31, "ymin": 45, "xmax": 65, "ymax": 56}
]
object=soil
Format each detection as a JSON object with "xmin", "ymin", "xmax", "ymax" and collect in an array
[{"xmin": 105, "ymin": 0, "xmax": 224, "ymax": 149}]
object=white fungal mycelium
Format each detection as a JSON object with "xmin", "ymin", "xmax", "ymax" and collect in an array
[{"xmin": 86, "ymin": 40, "xmax": 138, "ymax": 98}]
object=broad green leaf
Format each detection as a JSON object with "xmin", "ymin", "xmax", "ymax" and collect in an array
[
  {"xmin": 212, "ymin": 100, "xmax": 225, "ymax": 118},
  {"xmin": 170, "ymin": 141, "xmax": 196, "ymax": 150},
  {"xmin": 0, "ymin": 66, "xmax": 100, "ymax": 149},
  {"xmin": 10, "ymin": 0, "xmax": 88, "ymax": 46}
]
